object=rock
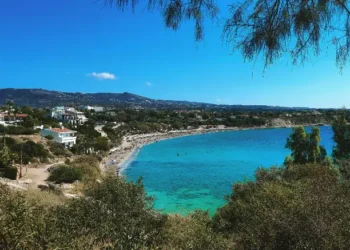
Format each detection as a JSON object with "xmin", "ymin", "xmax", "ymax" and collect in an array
[
  {"xmin": 38, "ymin": 184, "xmax": 49, "ymax": 191},
  {"xmin": 64, "ymin": 193, "xmax": 79, "ymax": 198},
  {"xmin": 23, "ymin": 179, "xmax": 33, "ymax": 184},
  {"xmin": 60, "ymin": 183, "xmax": 74, "ymax": 189}
]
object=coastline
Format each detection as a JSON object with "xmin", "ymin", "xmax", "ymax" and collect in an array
[{"xmin": 101, "ymin": 124, "xmax": 330, "ymax": 174}]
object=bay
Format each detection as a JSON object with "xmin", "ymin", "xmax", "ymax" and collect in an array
[{"xmin": 125, "ymin": 126, "xmax": 334, "ymax": 215}]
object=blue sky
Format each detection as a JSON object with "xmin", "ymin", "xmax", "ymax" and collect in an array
[{"xmin": 1, "ymin": 0, "xmax": 350, "ymax": 108}]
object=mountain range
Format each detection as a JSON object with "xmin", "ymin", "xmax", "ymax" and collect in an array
[{"xmin": 0, "ymin": 88, "xmax": 311, "ymax": 110}]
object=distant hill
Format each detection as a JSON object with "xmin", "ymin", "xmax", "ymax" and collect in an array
[{"xmin": 0, "ymin": 88, "xmax": 310, "ymax": 110}]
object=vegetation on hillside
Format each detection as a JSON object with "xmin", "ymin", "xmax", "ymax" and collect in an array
[{"xmin": 1, "ymin": 110, "xmax": 350, "ymax": 248}]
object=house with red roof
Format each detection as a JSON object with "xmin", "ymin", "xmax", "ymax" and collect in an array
[{"xmin": 40, "ymin": 128, "xmax": 77, "ymax": 147}]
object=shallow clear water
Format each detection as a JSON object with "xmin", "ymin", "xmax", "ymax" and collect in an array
[{"xmin": 124, "ymin": 126, "xmax": 334, "ymax": 215}]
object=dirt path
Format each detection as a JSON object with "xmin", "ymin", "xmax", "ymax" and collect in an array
[
  {"xmin": 95, "ymin": 125, "xmax": 107, "ymax": 137},
  {"xmin": 20, "ymin": 162, "xmax": 63, "ymax": 187}
]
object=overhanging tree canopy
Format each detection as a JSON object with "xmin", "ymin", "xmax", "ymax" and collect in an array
[{"xmin": 105, "ymin": 0, "xmax": 350, "ymax": 70}]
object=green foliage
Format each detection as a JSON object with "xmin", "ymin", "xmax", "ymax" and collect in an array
[
  {"xmin": 2, "ymin": 166, "xmax": 18, "ymax": 180},
  {"xmin": 104, "ymin": 1, "xmax": 350, "ymax": 70},
  {"xmin": 286, "ymin": 126, "xmax": 326, "ymax": 164},
  {"xmin": 70, "ymin": 155, "xmax": 101, "ymax": 183},
  {"xmin": 47, "ymin": 164, "xmax": 83, "ymax": 184},
  {"xmin": 2, "ymin": 163, "xmax": 350, "ymax": 249},
  {"xmin": 0, "ymin": 138, "xmax": 49, "ymax": 165},
  {"xmin": 44, "ymin": 135, "xmax": 54, "ymax": 140},
  {"xmin": 48, "ymin": 141, "xmax": 72, "ymax": 157},
  {"xmin": 22, "ymin": 116, "xmax": 36, "ymax": 128},
  {"xmin": 0, "ymin": 143, "xmax": 12, "ymax": 168},
  {"xmin": 162, "ymin": 211, "xmax": 229, "ymax": 250},
  {"xmin": 102, "ymin": 124, "xmax": 121, "ymax": 141},
  {"xmin": 94, "ymin": 136, "xmax": 109, "ymax": 152},
  {"xmin": 12, "ymin": 140, "xmax": 49, "ymax": 164},
  {"xmin": 0, "ymin": 184, "xmax": 48, "ymax": 249},
  {"xmin": 49, "ymin": 176, "xmax": 167, "ymax": 249},
  {"xmin": 2, "ymin": 126, "xmax": 36, "ymax": 135},
  {"xmin": 332, "ymin": 110, "xmax": 350, "ymax": 160},
  {"xmin": 213, "ymin": 164, "xmax": 350, "ymax": 249},
  {"xmin": 337, "ymin": 159, "xmax": 350, "ymax": 180}
]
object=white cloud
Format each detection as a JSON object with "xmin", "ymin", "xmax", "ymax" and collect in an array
[
  {"xmin": 87, "ymin": 72, "xmax": 117, "ymax": 80},
  {"xmin": 216, "ymin": 98, "xmax": 221, "ymax": 102},
  {"xmin": 145, "ymin": 81, "xmax": 152, "ymax": 87}
]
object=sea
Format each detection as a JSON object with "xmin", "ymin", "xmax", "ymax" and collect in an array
[{"xmin": 124, "ymin": 126, "xmax": 335, "ymax": 215}]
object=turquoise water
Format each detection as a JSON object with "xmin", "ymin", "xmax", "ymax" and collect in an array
[{"xmin": 124, "ymin": 127, "xmax": 334, "ymax": 215}]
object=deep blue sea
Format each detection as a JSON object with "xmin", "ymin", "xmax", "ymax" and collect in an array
[{"xmin": 124, "ymin": 126, "xmax": 334, "ymax": 215}]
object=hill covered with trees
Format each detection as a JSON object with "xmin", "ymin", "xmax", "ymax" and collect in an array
[{"xmin": 0, "ymin": 88, "xmax": 311, "ymax": 110}]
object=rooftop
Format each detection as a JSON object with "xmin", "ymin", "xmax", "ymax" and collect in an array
[
  {"xmin": 48, "ymin": 128, "xmax": 76, "ymax": 133},
  {"xmin": 1, "ymin": 113, "xmax": 28, "ymax": 118}
]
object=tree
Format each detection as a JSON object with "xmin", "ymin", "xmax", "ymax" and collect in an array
[
  {"xmin": 94, "ymin": 137, "xmax": 109, "ymax": 152},
  {"xmin": 106, "ymin": 0, "xmax": 350, "ymax": 70},
  {"xmin": 0, "ymin": 143, "xmax": 12, "ymax": 168},
  {"xmin": 212, "ymin": 164, "xmax": 350, "ymax": 249},
  {"xmin": 49, "ymin": 176, "xmax": 167, "ymax": 249},
  {"xmin": 332, "ymin": 109, "xmax": 350, "ymax": 160},
  {"xmin": 285, "ymin": 126, "xmax": 326, "ymax": 165},
  {"xmin": 286, "ymin": 127, "xmax": 309, "ymax": 164},
  {"xmin": 6, "ymin": 100, "xmax": 13, "ymax": 116},
  {"xmin": 22, "ymin": 116, "xmax": 35, "ymax": 128}
]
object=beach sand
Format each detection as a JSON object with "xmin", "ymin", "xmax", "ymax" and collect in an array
[
  {"xmin": 102, "ymin": 126, "xmax": 250, "ymax": 174},
  {"xmin": 101, "ymin": 123, "xmax": 327, "ymax": 174}
]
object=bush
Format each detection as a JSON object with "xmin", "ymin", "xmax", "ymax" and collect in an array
[
  {"xmin": 94, "ymin": 137, "xmax": 109, "ymax": 152},
  {"xmin": 48, "ymin": 141, "xmax": 72, "ymax": 157},
  {"xmin": 2, "ymin": 166, "xmax": 17, "ymax": 180},
  {"xmin": 44, "ymin": 135, "xmax": 54, "ymax": 140},
  {"xmin": 212, "ymin": 164, "xmax": 350, "ymax": 249},
  {"xmin": 6, "ymin": 126, "xmax": 36, "ymax": 135},
  {"xmin": 11, "ymin": 141, "xmax": 49, "ymax": 164},
  {"xmin": 47, "ymin": 165, "xmax": 82, "ymax": 184},
  {"xmin": 0, "ymin": 183, "xmax": 50, "ymax": 249},
  {"xmin": 49, "ymin": 176, "xmax": 167, "ymax": 249},
  {"xmin": 162, "ymin": 211, "xmax": 230, "ymax": 249},
  {"xmin": 70, "ymin": 155, "xmax": 101, "ymax": 182}
]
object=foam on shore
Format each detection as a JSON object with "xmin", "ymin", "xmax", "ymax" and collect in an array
[{"xmin": 119, "ymin": 147, "xmax": 142, "ymax": 175}]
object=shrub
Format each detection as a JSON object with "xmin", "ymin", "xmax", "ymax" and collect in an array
[
  {"xmin": 162, "ymin": 211, "xmax": 230, "ymax": 249},
  {"xmin": 48, "ymin": 141, "xmax": 72, "ymax": 157},
  {"xmin": 0, "ymin": 184, "xmax": 50, "ymax": 249},
  {"xmin": 94, "ymin": 137, "xmax": 109, "ymax": 152},
  {"xmin": 70, "ymin": 155, "xmax": 101, "ymax": 182},
  {"xmin": 47, "ymin": 165, "xmax": 82, "ymax": 184},
  {"xmin": 2, "ymin": 166, "xmax": 17, "ymax": 180},
  {"xmin": 212, "ymin": 164, "xmax": 350, "ymax": 249},
  {"xmin": 6, "ymin": 126, "xmax": 36, "ymax": 135},
  {"xmin": 11, "ymin": 141, "xmax": 49, "ymax": 164},
  {"xmin": 49, "ymin": 176, "xmax": 167, "ymax": 249},
  {"xmin": 44, "ymin": 135, "xmax": 54, "ymax": 140}
]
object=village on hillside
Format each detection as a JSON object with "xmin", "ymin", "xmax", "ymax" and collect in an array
[{"xmin": 0, "ymin": 100, "xmax": 339, "ymax": 196}]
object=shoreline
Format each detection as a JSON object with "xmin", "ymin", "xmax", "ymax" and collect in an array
[{"xmin": 101, "ymin": 124, "xmax": 330, "ymax": 174}]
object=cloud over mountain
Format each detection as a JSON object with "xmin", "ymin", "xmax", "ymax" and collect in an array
[{"xmin": 87, "ymin": 72, "xmax": 117, "ymax": 80}]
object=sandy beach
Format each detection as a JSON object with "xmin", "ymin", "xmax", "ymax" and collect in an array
[{"xmin": 101, "ymin": 124, "xmax": 318, "ymax": 174}]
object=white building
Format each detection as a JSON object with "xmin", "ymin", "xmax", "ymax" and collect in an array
[
  {"xmin": 0, "ymin": 113, "xmax": 5, "ymax": 126},
  {"xmin": 80, "ymin": 105, "xmax": 104, "ymax": 112},
  {"xmin": 49, "ymin": 106, "xmax": 88, "ymax": 125},
  {"xmin": 40, "ymin": 128, "xmax": 77, "ymax": 147}
]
